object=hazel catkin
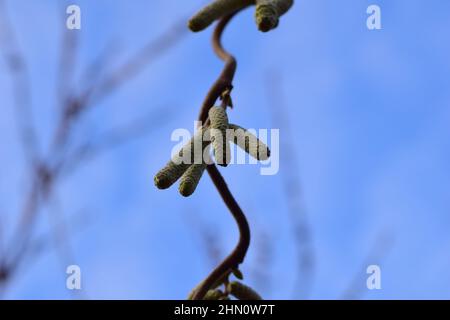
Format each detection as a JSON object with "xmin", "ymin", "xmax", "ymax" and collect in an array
[
  {"xmin": 154, "ymin": 128, "xmax": 210, "ymax": 190},
  {"xmin": 154, "ymin": 160, "xmax": 190, "ymax": 190},
  {"xmin": 228, "ymin": 124, "xmax": 270, "ymax": 161},
  {"xmin": 179, "ymin": 164, "xmax": 207, "ymax": 197},
  {"xmin": 227, "ymin": 281, "xmax": 262, "ymax": 300},
  {"xmin": 255, "ymin": 0, "xmax": 294, "ymax": 32},
  {"xmin": 209, "ymin": 106, "xmax": 231, "ymax": 166},
  {"xmin": 204, "ymin": 289, "xmax": 226, "ymax": 300}
]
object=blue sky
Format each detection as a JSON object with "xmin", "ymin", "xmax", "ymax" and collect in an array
[{"xmin": 1, "ymin": 0, "xmax": 450, "ymax": 299}]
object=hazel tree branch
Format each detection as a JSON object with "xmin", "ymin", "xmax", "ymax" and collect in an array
[
  {"xmin": 189, "ymin": 11, "xmax": 250, "ymax": 300},
  {"xmin": 175, "ymin": 0, "xmax": 293, "ymax": 301},
  {"xmin": 197, "ymin": 13, "xmax": 237, "ymax": 125},
  {"xmin": 195, "ymin": 164, "xmax": 251, "ymax": 299}
]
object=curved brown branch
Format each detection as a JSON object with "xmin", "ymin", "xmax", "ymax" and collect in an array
[
  {"xmin": 197, "ymin": 13, "xmax": 237, "ymax": 125},
  {"xmin": 191, "ymin": 10, "xmax": 251, "ymax": 300}
]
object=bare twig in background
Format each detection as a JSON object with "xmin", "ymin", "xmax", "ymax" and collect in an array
[
  {"xmin": 265, "ymin": 71, "xmax": 315, "ymax": 299},
  {"xmin": 57, "ymin": 7, "xmax": 78, "ymax": 108},
  {"xmin": 49, "ymin": 5, "xmax": 80, "ymax": 280},
  {"xmin": 249, "ymin": 226, "xmax": 273, "ymax": 294},
  {"xmin": 53, "ymin": 17, "xmax": 188, "ymax": 149},
  {"xmin": 183, "ymin": 208, "xmax": 224, "ymax": 268},
  {"xmin": 0, "ymin": 0, "xmax": 40, "ymax": 165},
  {"xmin": 23, "ymin": 209, "xmax": 92, "ymax": 265},
  {"xmin": 43, "ymin": 194, "xmax": 89, "ymax": 300},
  {"xmin": 45, "ymin": 192, "xmax": 78, "ymax": 271},
  {"xmin": 61, "ymin": 106, "xmax": 171, "ymax": 175},
  {"xmin": 0, "ymin": 213, "xmax": 6, "ymax": 283},
  {"xmin": 341, "ymin": 229, "xmax": 394, "ymax": 300},
  {"xmin": 79, "ymin": 41, "xmax": 121, "ymax": 92},
  {"xmin": 0, "ymin": 0, "xmax": 187, "ymax": 294}
]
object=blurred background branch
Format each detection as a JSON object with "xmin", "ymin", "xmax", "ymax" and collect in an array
[
  {"xmin": 0, "ymin": 0, "xmax": 40, "ymax": 165},
  {"xmin": 0, "ymin": 0, "xmax": 188, "ymax": 294},
  {"xmin": 341, "ymin": 230, "xmax": 395, "ymax": 300},
  {"xmin": 266, "ymin": 70, "xmax": 315, "ymax": 299}
]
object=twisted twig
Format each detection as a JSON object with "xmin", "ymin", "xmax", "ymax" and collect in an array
[
  {"xmin": 197, "ymin": 14, "xmax": 237, "ymax": 125},
  {"xmin": 191, "ymin": 10, "xmax": 251, "ymax": 300}
]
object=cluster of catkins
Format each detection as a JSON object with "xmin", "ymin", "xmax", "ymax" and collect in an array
[
  {"xmin": 154, "ymin": 106, "xmax": 270, "ymax": 197},
  {"xmin": 188, "ymin": 0, "xmax": 294, "ymax": 33},
  {"xmin": 154, "ymin": 0, "xmax": 295, "ymax": 197}
]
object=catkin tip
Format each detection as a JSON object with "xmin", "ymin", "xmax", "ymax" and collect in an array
[
  {"xmin": 188, "ymin": 18, "xmax": 203, "ymax": 32},
  {"xmin": 179, "ymin": 179, "xmax": 196, "ymax": 197},
  {"xmin": 257, "ymin": 16, "xmax": 278, "ymax": 32},
  {"xmin": 154, "ymin": 175, "xmax": 169, "ymax": 190},
  {"xmin": 179, "ymin": 185, "xmax": 194, "ymax": 197},
  {"xmin": 255, "ymin": 4, "xmax": 278, "ymax": 32},
  {"xmin": 154, "ymin": 169, "xmax": 178, "ymax": 190},
  {"xmin": 154, "ymin": 160, "xmax": 191, "ymax": 190},
  {"xmin": 229, "ymin": 124, "xmax": 271, "ymax": 161},
  {"xmin": 178, "ymin": 164, "xmax": 206, "ymax": 197},
  {"xmin": 258, "ymin": 146, "xmax": 271, "ymax": 160}
]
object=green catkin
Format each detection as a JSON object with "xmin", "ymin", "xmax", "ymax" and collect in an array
[
  {"xmin": 176, "ymin": 128, "xmax": 211, "ymax": 164},
  {"xmin": 179, "ymin": 163, "xmax": 207, "ymax": 197},
  {"xmin": 188, "ymin": 0, "xmax": 254, "ymax": 32},
  {"xmin": 209, "ymin": 107, "xmax": 231, "ymax": 167},
  {"xmin": 227, "ymin": 281, "xmax": 262, "ymax": 300},
  {"xmin": 154, "ymin": 129, "xmax": 210, "ymax": 190},
  {"xmin": 255, "ymin": 0, "xmax": 294, "ymax": 32},
  {"xmin": 204, "ymin": 289, "xmax": 226, "ymax": 300},
  {"xmin": 228, "ymin": 124, "xmax": 270, "ymax": 161},
  {"xmin": 154, "ymin": 160, "xmax": 191, "ymax": 190}
]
